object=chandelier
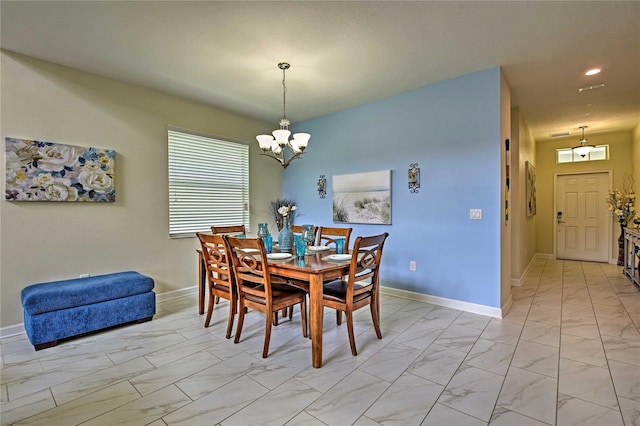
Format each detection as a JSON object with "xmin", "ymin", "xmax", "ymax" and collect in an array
[
  {"xmin": 572, "ymin": 125, "xmax": 595, "ymax": 158},
  {"xmin": 256, "ymin": 62, "xmax": 310, "ymax": 169}
]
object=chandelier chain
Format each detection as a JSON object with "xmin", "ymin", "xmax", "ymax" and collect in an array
[{"xmin": 282, "ymin": 66, "xmax": 287, "ymax": 123}]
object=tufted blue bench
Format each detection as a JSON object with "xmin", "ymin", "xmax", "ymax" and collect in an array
[{"xmin": 21, "ymin": 271, "xmax": 156, "ymax": 350}]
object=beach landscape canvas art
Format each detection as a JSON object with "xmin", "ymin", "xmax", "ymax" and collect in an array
[
  {"xmin": 333, "ymin": 170, "xmax": 391, "ymax": 224},
  {"xmin": 5, "ymin": 137, "xmax": 115, "ymax": 202}
]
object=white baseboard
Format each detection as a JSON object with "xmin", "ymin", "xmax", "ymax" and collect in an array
[
  {"xmin": 0, "ymin": 287, "xmax": 200, "ymax": 341},
  {"xmin": 511, "ymin": 255, "xmax": 539, "ymax": 287},
  {"xmin": 0, "ymin": 323, "xmax": 25, "ymax": 339},
  {"xmin": 380, "ymin": 286, "xmax": 503, "ymax": 318},
  {"xmin": 156, "ymin": 286, "xmax": 197, "ymax": 302},
  {"xmin": 536, "ymin": 253, "xmax": 554, "ymax": 259},
  {"xmin": 501, "ymin": 293, "xmax": 513, "ymax": 318}
]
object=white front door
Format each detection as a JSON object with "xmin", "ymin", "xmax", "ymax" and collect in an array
[{"xmin": 556, "ymin": 172, "xmax": 610, "ymax": 262}]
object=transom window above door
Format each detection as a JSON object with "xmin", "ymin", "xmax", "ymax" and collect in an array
[{"xmin": 556, "ymin": 145, "xmax": 608, "ymax": 163}]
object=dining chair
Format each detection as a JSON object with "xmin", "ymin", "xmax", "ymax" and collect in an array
[
  {"xmin": 317, "ymin": 226, "xmax": 353, "ymax": 251},
  {"xmin": 211, "ymin": 225, "xmax": 247, "ymax": 236},
  {"xmin": 225, "ymin": 235, "xmax": 308, "ymax": 358},
  {"xmin": 322, "ymin": 232, "xmax": 389, "ymax": 356},
  {"xmin": 196, "ymin": 232, "xmax": 238, "ymax": 338},
  {"xmin": 209, "ymin": 225, "xmax": 247, "ymax": 304}
]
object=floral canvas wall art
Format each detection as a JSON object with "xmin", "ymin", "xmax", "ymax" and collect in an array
[
  {"xmin": 333, "ymin": 169, "xmax": 391, "ymax": 224},
  {"xmin": 5, "ymin": 137, "xmax": 115, "ymax": 202}
]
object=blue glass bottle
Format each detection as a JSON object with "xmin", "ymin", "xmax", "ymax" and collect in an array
[{"xmin": 278, "ymin": 216, "xmax": 294, "ymax": 253}]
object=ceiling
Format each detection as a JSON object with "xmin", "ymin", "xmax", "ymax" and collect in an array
[{"xmin": 1, "ymin": 1, "xmax": 639, "ymax": 142}]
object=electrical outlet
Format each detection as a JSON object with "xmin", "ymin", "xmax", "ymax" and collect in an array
[
  {"xmin": 470, "ymin": 209, "xmax": 483, "ymax": 220},
  {"xmin": 409, "ymin": 261, "xmax": 416, "ymax": 271},
  {"xmin": 79, "ymin": 273, "xmax": 91, "ymax": 278}
]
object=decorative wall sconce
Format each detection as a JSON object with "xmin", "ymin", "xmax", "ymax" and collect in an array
[
  {"xmin": 409, "ymin": 163, "xmax": 420, "ymax": 193},
  {"xmin": 317, "ymin": 175, "xmax": 326, "ymax": 198}
]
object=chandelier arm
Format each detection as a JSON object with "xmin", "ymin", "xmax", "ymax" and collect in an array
[{"xmin": 259, "ymin": 150, "xmax": 303, "ymax": 169}]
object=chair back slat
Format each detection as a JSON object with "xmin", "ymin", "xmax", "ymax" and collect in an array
[
  {"xmin": 211, "ymin": 225, "xmax": 246, "ymax": 236},
  {"xmin": 317, "ymin": 226, "xmax": 352, "ymax": 249},
  {"xmin": 197, "ymin": 233, "xmax": 234, "ymax": 291},
  {"xmin": 347, "ymin": 232, "xmax": 389, "ymax": 298}
]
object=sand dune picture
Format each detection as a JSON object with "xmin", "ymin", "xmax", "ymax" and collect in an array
[{"xmin": 332, "ymin": 170, "xmax": 391, "ymax": 224}]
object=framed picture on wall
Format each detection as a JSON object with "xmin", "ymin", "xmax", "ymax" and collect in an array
[
  {"xmin": 526, "ymin": 161, "xmax": 536, "ymax": 217},
  {"xmin": 332, "ymin": 169, "xmax": 391, "ymax": 224}
]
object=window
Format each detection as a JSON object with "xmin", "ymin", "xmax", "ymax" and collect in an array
[
  {"xmin": 556, "ymin": 145, "xmax": 608, "ymax": 163},
  {"xmin": 168, "ymin": 129, "xmax": 249, "ymax": 238}
]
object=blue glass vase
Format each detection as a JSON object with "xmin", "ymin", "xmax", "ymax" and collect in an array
[
  {"xmin": 278, "ymin": 216, "xmax": 294, "ymax": 253},
  {"xmin": 257, "ymin": 223, "xmax": 270, "ymax": 239}
]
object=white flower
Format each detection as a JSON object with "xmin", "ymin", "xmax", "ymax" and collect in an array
[
  {"xmin": 277, "ymin": 204, "xmax": 297, "ymax": 217},
  {"xmin": 37, "ymin": 144, "xmax": 79, "ymax": 172},
  {"xmin": 78, "ymin": 167, "xmax": 112, "ymax": 192},
  {"xmin": 607, "ymin": 188, "xmax": 636, "ymax": 225},
  {"xmin": 32, "ymin": 173, "xmax": 55, "ymax": 186},
  {"xmin": 43, "ymin": 182, "xmax": 78, "ymax": 201}
]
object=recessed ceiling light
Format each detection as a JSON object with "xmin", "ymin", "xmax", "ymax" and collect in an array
[{"xmin": 585, "ymin": 68, "xmax": 601, "ymax": 76}]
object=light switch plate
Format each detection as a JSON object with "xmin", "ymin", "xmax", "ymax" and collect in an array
[{"xmin": 470, "ymin": 209, "xmax": 482, "ymax": 220}]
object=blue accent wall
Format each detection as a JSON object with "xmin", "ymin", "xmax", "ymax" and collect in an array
[{"xmin": 284, "ymin": 68, "xmax": 502, "ymax": 308}]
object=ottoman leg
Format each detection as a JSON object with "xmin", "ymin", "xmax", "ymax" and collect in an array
[{"xmin": 34, "ymin": 340, "xmax": 58, "ymax": 351}]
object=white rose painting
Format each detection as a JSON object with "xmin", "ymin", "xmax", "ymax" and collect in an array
[{"xmin": 5, "ymin": 137, "xmax": 115, "ymax": 202}]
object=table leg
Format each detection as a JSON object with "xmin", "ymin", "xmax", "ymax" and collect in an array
[
  {"xmin": 309, "ymin": 273, "xmax": 324, "ymax": 368},
  {"xmin": 198, "ymin": 251, "xmax": 205, "ymax": 315}
]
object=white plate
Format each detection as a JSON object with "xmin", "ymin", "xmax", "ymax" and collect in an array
[
  {"xmin": 267, "ymin": 253, "xmax": 293, "ymax": 260},
  {"xmin": 307, "ymin": 245, "xmax": 330, "ymax": 252},
  {"xmin": 326, "ymin": 254, "xmax": 352, "ymax": 262}
]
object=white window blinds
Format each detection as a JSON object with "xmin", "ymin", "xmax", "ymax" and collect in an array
[{"xmin": 168, "ymin": 129, "xmax": 249, "ymax": 238}]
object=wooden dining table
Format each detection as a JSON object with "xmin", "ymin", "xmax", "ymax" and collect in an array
[{"xmin": 197, "ymin": 247, "xmax": 350, "ymax": 368}]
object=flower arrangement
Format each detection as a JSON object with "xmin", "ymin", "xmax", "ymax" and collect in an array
[
  {"xmin": 270, "ymin": 198, "xmax": 297, "ymax": 231},
  {"xmin": 607, "ymin": 189, "xmax": 636, "ymax": 226}
]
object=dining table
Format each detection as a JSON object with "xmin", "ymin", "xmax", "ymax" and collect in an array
[{"xmin": 197, "ymin": 246, "xmax": 351, "ymax": 368}]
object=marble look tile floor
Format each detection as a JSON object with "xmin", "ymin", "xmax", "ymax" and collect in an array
[{"xmin": 1, "ymin": 259, "xmax": 639, "ymax": 425}]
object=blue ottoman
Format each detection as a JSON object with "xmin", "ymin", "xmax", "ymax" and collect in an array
[{"xmin": 21, "ymin": 271, "xmax": 155, "ymax": 350}]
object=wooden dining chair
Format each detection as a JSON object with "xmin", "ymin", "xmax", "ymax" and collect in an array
[
  {"xmin": 317, "ymin": 226, "xmax": 353, "ymax": 251},
  {"xmin": 322, "ymin": 232, "xmax": 389, "ymax": 356},
  {"xmin": 196, "ymin": 232, "xmax": 238, "ymax": 338},
  {"xmin": 225, "ymin": 236, "xmax": 308, "ymax": 358},
  {"xmin": 211, "ymin": 225, "xmax": 246, "ymax": 236},
  {"xmin": 209, "ymin": 225, "xmax": 247, "ymax": 304}
]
